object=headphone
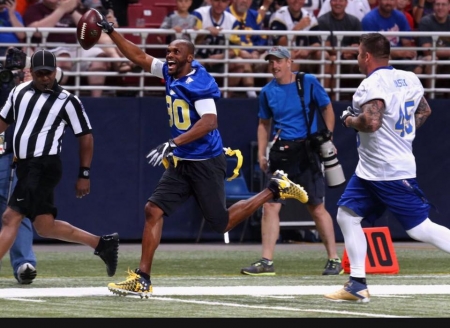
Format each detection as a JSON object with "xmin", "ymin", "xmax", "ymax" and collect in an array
[{"xmin": 55, "ymin": 67, "xmax": 64, "ymax": 84}]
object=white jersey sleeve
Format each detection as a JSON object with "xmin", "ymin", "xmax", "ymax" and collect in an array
[
  {"xmin": 150, "ymin": 58, "xmax": 164, "ymax": 79},
  {"xmin": 352, "ymin": 67, "xmax": 424, "ymax": 181}
]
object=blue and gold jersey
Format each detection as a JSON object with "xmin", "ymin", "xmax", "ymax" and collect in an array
[
  {"xmin": 162, "ymin": 60, "xmax": 224, "ymax": 160},
  {"xmin": 227, "ymin": 6, "xmax": 268, "ymax": 52},
  {"xmin": 193, "ymin": 6, "xmax": 241, "ymax": 58}
]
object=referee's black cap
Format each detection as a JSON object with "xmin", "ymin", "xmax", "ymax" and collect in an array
[{"xmin": 31, "ymin": 50, "xmax": 56, "ymax": 72}]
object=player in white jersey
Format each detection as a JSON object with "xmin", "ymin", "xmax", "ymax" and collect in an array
[{"xmin": 325, "ymin": 32, "xmax": 450, "ymax": 303}]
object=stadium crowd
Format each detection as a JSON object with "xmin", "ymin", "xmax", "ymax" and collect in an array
[{"xmin": 1, "ymin": 0, "xmax": 450, "ymax": 98}]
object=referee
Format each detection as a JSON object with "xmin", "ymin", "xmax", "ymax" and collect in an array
[
  {"xmin": 0, "ymin": 60, "xmax": 37, "ymax": 284},
  {"xmin": 0, "ymin": 49, "xmax": 120, "ymax": 278}
]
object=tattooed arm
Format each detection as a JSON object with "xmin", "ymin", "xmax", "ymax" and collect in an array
[
  {"xmin": 415, "ymin": 97, "xmax": 432, "ymax": 129},
  {"xmin": 345, "ymin": 99, "xmax": 384, "ymax": 132}
]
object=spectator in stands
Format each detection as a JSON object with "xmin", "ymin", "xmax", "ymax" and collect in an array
[
  {"xmin": 412, "ymin": 0, "xmax": 434, "ymax": 26},
  {"xmin": 318, "ymin": 0, "xmax": 371, "ymax": 21},
  {"xmin": 0, "ymin": 0, "xmax": 26, "ymax": 57},
  {"xmin": 269, "ymin": 0, "xmax": 332, "ymax": 81},
  {"xmin": 263, "ymin": 0, "xmax": 327, "ymax": 16},
  {"xmin": 417, "ymin": 0, "xmax": 450, "ymax": 90},
  {"xmin": 251, "ymin": 0, "xmax": 286, "ymax": 29},
  {"xmin": 193, "ymin": 0, "xmax": 246, "ymax": 98},
  {"xmin": 397, "ymin": 0, "xmax": 415, "ymax": 29},
  {"xmin": 227, "ymin": 0, "xmax": 269, "ymax": 98},
  {"xmin": 158, "ymin": 0, "xmax": 198, "ymax": 44},
  {"xmin": 23, "ymin": 0, "xmax": 109, "ymax": 97},
  {"xmin": 317, "ymin": 0, "xmax": 362, "ymax": 98},
  {"xmin": 362, "ymin": 0, "xmax": 422, "ymax": 74}
]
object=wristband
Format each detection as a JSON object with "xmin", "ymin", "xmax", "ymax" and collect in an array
[{"xmin": 78, "ymin": 167, "xmax": 90, "ymax": 179}]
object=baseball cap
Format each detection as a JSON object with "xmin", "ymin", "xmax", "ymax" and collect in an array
[
  {"xmin": 264, "ymin": 46, "xmax": 291, "ymax": 60},
  {"xmin": 30, "ymin": 50, "xmax": 56, "ymax": 72}
]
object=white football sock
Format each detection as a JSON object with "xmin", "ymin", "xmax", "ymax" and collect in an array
[
  {"xmin": 407, "ymin": 218, "xmax": 450, "ymax": 252},
  {"xmin": 337, "ymin": 206, "xmax": 366, "ymax": 279}
]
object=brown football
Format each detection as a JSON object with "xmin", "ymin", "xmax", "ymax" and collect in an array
[{"xmin": 76, "ymin": 8, "xmax": 103, "ymax": 50}]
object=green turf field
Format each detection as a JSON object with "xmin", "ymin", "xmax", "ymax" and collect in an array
[{"xmin": 1, "ymin": 242, "xmax": 450, "ymax": 318}]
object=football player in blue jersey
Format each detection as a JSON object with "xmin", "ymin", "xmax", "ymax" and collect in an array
[{"xmin": 97, "ymin": 14, "xmax": 309, "ymax": 298}]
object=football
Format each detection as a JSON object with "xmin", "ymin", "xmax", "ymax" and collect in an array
[{"xmin": 76, "ymin": 8, "xmax": 103, "ymax": 50}]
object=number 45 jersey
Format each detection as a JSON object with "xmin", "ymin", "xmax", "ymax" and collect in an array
[
  {"xmin": 152, "ymin": 58, "xmax": 223, "ymax": 160},
  {"xmin": 351, "ymin": 66, "xmax": 424, "ymax": 181}
]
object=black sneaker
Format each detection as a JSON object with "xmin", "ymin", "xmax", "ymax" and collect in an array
[
  {"xmin": 241, "ymin": 259, "xmax": 276, "ymax": 276},
  {"xmin": 322, "ymin": 258, "xmax": 344, "ymax": 275},
  {"xmin": 94, "ymin": 233, "xmax": 119, "ymax": 277},
  {"xmin": 16, "ymin": 263, "xmax": 37, "ymax": 284}
]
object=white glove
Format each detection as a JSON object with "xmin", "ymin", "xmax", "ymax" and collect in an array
[
  {"xmin": 340, "ymin": 106, "xmax": 356, "ymax": 127},
  {"xmin": 146, "ymin": 139, "xmax": 177, "ymax": 166}
]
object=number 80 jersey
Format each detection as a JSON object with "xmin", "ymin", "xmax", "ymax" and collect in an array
[
  {"xmin": 155, "ymin": 59, "xmax": 224, "ymax": 160},
  {"xmin": 352, "ymin": 66, "xmax": 424, "ymax": 181}
]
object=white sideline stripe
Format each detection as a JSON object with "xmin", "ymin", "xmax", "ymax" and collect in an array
[
  {"xmin": 150, "ymin": 296, "xmax": 406, "ymax": 318},
  {"xmin": 1, "ymin": 285, "xmax": 450, "ymax": 298},
  {"xmin": 6, "ymin": 297, "xmax": 45, "ymax": 303}
]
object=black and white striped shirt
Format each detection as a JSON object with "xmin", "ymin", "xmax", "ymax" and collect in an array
[{"xmin": 0, "ymin": 81, "xmax": 92, "ymax": 160}]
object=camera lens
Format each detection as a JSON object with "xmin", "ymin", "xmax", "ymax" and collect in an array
[
  {"xmin": 320, "ymin": 141, "xmax": 346, "ymax": 187},
  {"xmin": 0, "ymin": 69, "xmax": 14, "ymax": 84}
]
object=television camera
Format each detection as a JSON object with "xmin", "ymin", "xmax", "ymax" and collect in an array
[{"xmin": 0, "ymin": 47, "xmax": 27, "ymax": 84}]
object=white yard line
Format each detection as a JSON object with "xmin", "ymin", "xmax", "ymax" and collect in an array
[
  {"xmin": 2, "ymin": 285, "xmax": 448, "ymax": 318},
  {"xmin": 1, "ymin": 285, "xmax": 450, "ymax": 298},
  {"xmin": 149, "ymin": 296, "xmax": 407, "ymax": 318}
]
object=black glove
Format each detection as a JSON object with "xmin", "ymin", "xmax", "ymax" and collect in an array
[
  {"xmin": 340, "ymin": 106, "xmax": 356, "ymax": 127},
  {"xmin": 96, "ymin": 15, "xmax": 115, "ymax": 35},
  {"xmin": 146, "ymin": 139, "xmax": 177, "ymax": 166}
]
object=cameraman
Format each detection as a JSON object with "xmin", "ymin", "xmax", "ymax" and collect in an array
[
  {"xmin": 0, "ymin": 0, "xmax": 26, "ymax": 57},
  {"xmin": 0, "ymin": 52, "xmax": 37, "ymax": 284},
  {"xmin": 240, "ymin": 46, "xmax": 343, "ymax": 276}
]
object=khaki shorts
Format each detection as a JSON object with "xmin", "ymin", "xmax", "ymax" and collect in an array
[{"xmin": 49, "ymin": 46, "xmax": 105, "ymax": 72}]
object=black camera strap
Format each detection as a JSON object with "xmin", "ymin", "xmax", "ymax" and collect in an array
[
  {"xmin": 296, "ymin": 72, "xmax": 312, "ymax": 137},
  {"xmin": 295, "ymin": 71, "xmax": 328, "ymax": 135},
  {"xmin": 295, "ymin": 71, "xmax": 324, "ymax": 174}
]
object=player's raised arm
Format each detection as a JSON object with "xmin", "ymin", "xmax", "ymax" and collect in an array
[{"xmin": 95, "ymin": 12, "xmax": 153, "ymax": 72}]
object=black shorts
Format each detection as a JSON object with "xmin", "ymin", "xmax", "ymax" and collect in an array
[
  {"xmin": 268, "ymin": 139, "xmax": 325, "ymax": 206},
  {"xmin": 9, "ymin": 156, "xmax": 61, "ymax": 221},
  {"xmin": 149, "ymin": 153, "xmax": 229, "ymax": 233}
]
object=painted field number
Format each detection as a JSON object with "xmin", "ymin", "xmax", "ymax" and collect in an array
[{"xmin": 342, "ymin": 227, "xmax": 399, "ymax": 274}]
